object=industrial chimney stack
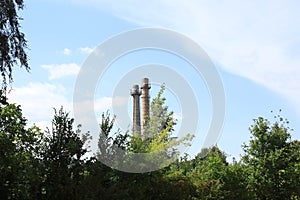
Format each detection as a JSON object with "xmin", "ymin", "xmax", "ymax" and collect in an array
[
  {"xmin": 141, "ymin": 78, "xmax": 151, "ymax": 137},
  {"xmin": 131, "ymin": 78, "xmax": 151, "ymax": 139},
  {"xmin": 130, "ymin": 84, "xmax": 141, "ymax": 136}
]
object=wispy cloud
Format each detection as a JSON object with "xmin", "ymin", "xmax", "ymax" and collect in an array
[
  {"xmin": 41, "ymin": 63, "xmax": 80, "ymax": 80},
  {"xmin": 79, "ymin": 47, "xmax": 95, "ymax": 54},
  {"xmin": 63, "ymin": 48, "xmax": 71, "ymax": 55},
  {"xmin": 70, "ymin": 0, "xmax": 300, "ymax": 114}
]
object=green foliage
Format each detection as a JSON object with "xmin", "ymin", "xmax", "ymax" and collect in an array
[
  {"xmin": 1, "ymin": 89, "xmax": 300, "ymax": 199},
  {"xmin": 96, "ymin": 85, "xmax": 193, "ymax": 172},
  {"xmin": 242, "ymin": 113, "xmax": 300, "ymax": 199},
  {"xmin": 0, "ymin": 0, "xmax": 29, "ymax": 90},
  {"xmin": 184, "ymin": 147, "xmax": 228, "ymax": 199},
  {"xmin": 0, "ymin": 103, "xmax": 43, "ymax": 199},
  {"xmin": 40, "ymin": 107, "xmax": 91, "ymax": 199},
  {"xmin": 97, "ymin": 111, "xmax": 129, "ymax": 160},
  {"xmin": 130, "ymin": 85, "xmax": 193, "ymax": 155},
  {"xmin": 0, "ymin": 90, "xmax": 8, "ymax": 110},
  {"xmin": 146, "ymin": 84, "xmax": 176, "ymax": 137},
  {"xmin": 128, "ymin": 84, "xmax": 177, "ymax": 153}
]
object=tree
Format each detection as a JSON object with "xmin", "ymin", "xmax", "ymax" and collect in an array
[
  {"xmin": 93, "ymin": 85, "xmax": 196, "ymax": 199},
  {"xmin": 96, "ymin": 85, "xmax": 192, "ymax": 173},
  {"xmin": 184, "ymin": 147, "xmax": 228, "ymax": 199},
  {"xmin": 242, "ymin": 114, "xmax": 300, "ymax": 199},
  {"xmin": 130, "ymin": 84, "xmax": 193, "ymax": 156},
  {"xmin": 97, "ymin": 111, "xmax": 129, "ymax": 160},
  {"xmin": 0, "ymin": 0, "xmax": 29, "ymax": 90},
  {"xmin": 41, "ymin": 107, "xmax": 91, "ymax": 199},
  {"xmin": 145, "ymin": 84, "xmax": 176, "ymax": 139},
  {"xmin": 222, "ymin": 158, "xmax": 253, "ymax": 199},
  {"xmin": 0, "ymin": 89, "xmax": 8, "ymax": 110},
  {"xmin": 0, "ymin": 103, "xmax": 43, "ymax": 199}
]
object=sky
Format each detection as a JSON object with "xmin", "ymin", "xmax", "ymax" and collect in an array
[{"xmin": 7, "ymin": 0, "xmax": 300, "ymax": 160}]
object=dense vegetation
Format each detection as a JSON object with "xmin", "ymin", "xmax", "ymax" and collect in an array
[
  {"xmin": 1, "ymin": 1, "xmax": 299, "ymax": 199},
  {"xmin": 1, "ymin": 91, "xmax": 299, "ymax": 199}
]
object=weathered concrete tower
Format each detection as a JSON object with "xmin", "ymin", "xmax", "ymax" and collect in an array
[
  {"xmin": 141, "ymin": 78, "xmax": 151, "ymax": 136},
  {"xmin": 131, "ymin": 84, "xmax": 141, "ymax": 136}
]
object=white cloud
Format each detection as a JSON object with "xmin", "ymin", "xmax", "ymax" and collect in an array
[
  {"xmin": 71, "ymin": 0, "xmax": 300, "ymax": 114},
  {"xmin": 74, "ymin": 96, "xmax": 128, "ymax": 117},
  {"xmin": 41, "ymin": 63, "xmax": 80, "ymax": 80},
  {"xmin": 79, "ymin": 47, "xmax": 95, "ymax": 54},
  {"xmin": 73, "ymin": 97, "xmax": 112, "ymax": 116},
  {"xmin": 8, "ymin": 81, "xmax": 128, "ymax": 122},
  {"xmin": 63, "ymin": 48, "xmax": 71, "ymax": 55},
  {"xmin": 8, "ymin": 82, "xmax": 127, "ymax": 129},
  {"xmin": 8, "ymin": 82, "xmax": 70, "ymax": 121}
]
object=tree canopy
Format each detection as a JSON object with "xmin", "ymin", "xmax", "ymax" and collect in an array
[
  {"xmin": 0, "ymin": 0, "xmax": 29, "ymax": 91},
  {"xmin": 1, "ymin": 89, "xmax": 299, "ymax": 199}
]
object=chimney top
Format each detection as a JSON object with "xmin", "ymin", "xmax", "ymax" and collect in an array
[
  {"xmin": 141, "ymin": 77, "xmax": 151, "ymax": 89},
  {"xmin": 131, "ymin": 84, "xmax": 141, "ymax": 95},
  {"xmin": 142, "ymin": 77, "xmax": 149, "ymax": 84}
]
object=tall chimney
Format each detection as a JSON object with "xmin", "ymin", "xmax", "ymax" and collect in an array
[
  {"xmin": 131, "ymin": 84, "xmax": 141, "ymax": 136},
  {"xmin": 141, "ymin": 78, "xmax": 151, "ymax": 137}
]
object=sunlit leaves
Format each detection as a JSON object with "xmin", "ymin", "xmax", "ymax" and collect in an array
[{"xmin": 242, "ymin": 113, "xmax": 300, "ymax": 199}]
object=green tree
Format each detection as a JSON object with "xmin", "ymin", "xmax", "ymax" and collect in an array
[
  {"xmin": 145, "ymin": 84, "xmax": 176, "ymax": 139},
  {"xmin": 0, "ymin": 89, "xmax": 8, "ymax": 110},
  {"xmin": 0, "ymin": 0, "xmax": 29, "ymax": 90},
  {"xmin": 97, "ymin": 112, "xmax": 129, "ymax": 160},
  {"xmin": 185, "ymin": 147, "xmax": 228, "ymax": 199},
  {"xmin": 93, "ymin": 85, "xmax": 195, "ymax": 199},
  {"xmin": 96, "ymin": 85, "xmax": 192, "ymax": 172},
  {"xmin": 130, "ymin": 85, "xmax": 193, "ymax": 158},
  {"xmin": 0, "ymin": 103, "xmax": 43, "ymax": 199},
  {"xmin": 242, "ymin": 114, "xmax": 300, "ymax": 199},
  {"xmin": 222, "ymin": 158, "xmax": 253, "ymax": 199},
  {"xmin": 41, "ymin": 107, "xmax": 91, "ymax": 199}
]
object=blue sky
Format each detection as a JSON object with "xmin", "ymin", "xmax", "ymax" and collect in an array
[{"xmin": 8, "ymin": 0, "xmax": 300, "ymax": 159}]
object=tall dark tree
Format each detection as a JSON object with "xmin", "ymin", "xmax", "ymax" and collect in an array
[
  {"xmin": 41, "ymin": 107, "xmax": 91, "ymax": 199},
  {"xmin": 0, "ymin": 103, "xmax": 42, "ymax": 199},
  {"xmin": 0, "ymin": 0, "xmax": 29, "ymax": 90}
]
